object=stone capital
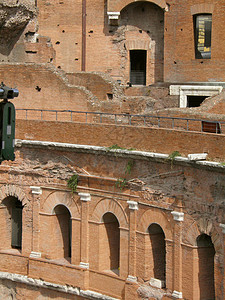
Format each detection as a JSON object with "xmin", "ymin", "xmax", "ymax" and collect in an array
[
  {"xmin": 220, "ymin": 223, "xmax": 225, "ymax": 234},
  {"xmin": 30, "ymin": 251, "xmax": 41, "ymax": 258},
  {"xmin": 172, "ymin": 290, "xmax": 183, "ymax": 299},
  {"xmin": 78, "ymin": 192, "xmax": 91, "ymax": 202},
  {"xmin": 127, "ymin": 275, "xmax": 137, "ymax": 282},
  {"xmin": 127, "ymin": 201, "xmax": 138, "ymax": 210},
  {"xmin": 171, "ymin": 211, "xmax": 184, "ymax": 222},
  {"xmin": 30, "ymin": 186, "xmax": 42, "ymax": 195},
  {"xmin": 79, "ymin": 262, "xmax": 89, "ymax": 269}
]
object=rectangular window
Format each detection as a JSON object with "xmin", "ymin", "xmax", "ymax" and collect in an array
[{"xmin": 194, "ymin": 14, "xmax": 212, "ymax": 59}]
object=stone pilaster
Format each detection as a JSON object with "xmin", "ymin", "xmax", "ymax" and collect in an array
[
  {"xmin": 126, "ymin": 201, "xmax": 138, "ymax": 282},
  {"xmin": 79, "ymin": 192, "xmax": 91, "ymax": 269},
  {"xmin": 29, "ymin": 186, "xmax": 42, "ymax": 258},
  {"xmin": 220, "ymin": 223, "xmax": 225, "ymax": 299},
  {"xmin": 171, "ymin": 211, "xmax": 184, "ymax": 299}
]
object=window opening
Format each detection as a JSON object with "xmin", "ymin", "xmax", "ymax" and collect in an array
[
  {"xmin": 148, "ymin": 223, "xmax": 166, "ymax": 285},
  {"xmin": 197, "ymin": 234, "xmax": 215, "ymax": 299},
  {"xmin": 101, "ymin": 212, "xmax": 120, "ymax": 274},
  {"xmin": 130, "ymin": 50, "xmax": 146, "ymax": 85},
  {"xmin": 194, "ymin": 14, "xmax": 212, "ymax": 59},
  {"xmin": 11, "ymin": 200, "xmax": 23, "ymax": 249},
  {"xmin": 54, "ymin": 205, "xmax": 72, "ymax": 260},
  {"xmin": 187, "ymin": 95, "xmax": 208, "ymax": 107}
]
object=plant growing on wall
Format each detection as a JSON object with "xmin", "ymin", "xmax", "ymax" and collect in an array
[
  {"xmin": 67, "ymin": 174, "xmax": 79, "ymax": 193},
  {"xmin": 168, "ymin": 151, "xmax": 181, "ymax": 168},
  {"xmin": 116, "ymin": 159, "xmax": 135, "ymax": 190}
]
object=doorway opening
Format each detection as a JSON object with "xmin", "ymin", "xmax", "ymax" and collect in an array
[
  {"xmin": 130, "ymin": 50, "xmax": 146, "ymax": 85},
  {"xmin": 187, "ymin": 95, "xmax": 208, "ymax": 107}
]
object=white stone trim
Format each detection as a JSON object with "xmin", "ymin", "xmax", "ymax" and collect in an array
[
  {"xmin": 150, "ymin": 278, "xmax": 165, "ymax": 289},
  {"xmin": 79, "ymin": 262, "xmax": 89, "ymax": 269},
  {"xmin": 188, "ymin": 153, "xmax": 208, "ymax": 161},
  {"xmin": 127, "ymin": 275, "xmax": 137, "ymax": 282},
  {"xmin": 172, "ymin": 290, "xmax": 183, "ymax": 299},
  {"xmin": 78, "ymin": 192, "xmax": 91, "ymax": 202},
  {"xmin": 15, "ymin": 140, "xmax": 225, "ymax": 170},
  {"xmin": 127, "ymin": 201, "xmax": 138, "ymax": 210},
  {"xmin": 171, "ymin": 211, "xmax": 184, "ymax": 222},
  {"xmin": 30, "ymin": 251, "xmax": 41, "ymax": 258},
  {"xmin": 30, "ymin": 186, "xmax": 42, "ymax": 195},
  {"xmin": 220, "ymin": 223, "xmax": 225, "ymax": 234},
  {"xmin": 107, "ymin": 12, "xmax": 120, "ymax": 20},
  {"xmin": 169, "ymin": 85, "xmax": 223, "ymax": 108}
]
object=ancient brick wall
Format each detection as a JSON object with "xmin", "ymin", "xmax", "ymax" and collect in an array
[
  {"xmin": 164, "ymin": 0, "xmax": 225, "ymax": 83},
  {"xmin": 0, "ymin": 142, "xmax": 223, "ymax": 299},
  {"xmin": 35, "ymin": 0, "xmax": 225, "ymax": 84},
  {"xmin": 16, "ymin": 119, "xmax": 225, "ymax": 160}
]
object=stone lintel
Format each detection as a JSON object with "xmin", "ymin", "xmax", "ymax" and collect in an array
[{"xmin": 171, "ymin": 211, "xmax": 184, "ymax": 222}]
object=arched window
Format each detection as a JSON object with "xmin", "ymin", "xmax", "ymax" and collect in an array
[
  {"xmin": 100, "ymin": 212, "xmax": 120, "ymax": 274},
  {"xmin": 53, "ymin": 205, "xmax": 72, "ymax": 261},
  {"xmin": 2, "ymin": 197, "xmax": 23, "ymax": 250},
  {"xmin": 197, "ymin": 234, "xmax": 215, "ymax": 299},
  {"xmin": 148, "ymin": 223, "xmax": 166, "ymax": 286}
]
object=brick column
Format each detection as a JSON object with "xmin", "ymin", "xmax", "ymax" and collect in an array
[
  {"xmin": 220, "ymin": 223, "xmax": 225, "ymax": 299},
  {"xmin": 79, "ymin": 192, "xmax": 91, "ymax": 269},
  {"xmin": 171, "ymin": 211, "xmax": 184, "ymax": 299},
  {"xmin": 127, "ymin": 200, "xmax": 138, "ymax": 282},
  {"xmin": 29, "ymin": 186, "xmax": 42, "ymax": 259}
]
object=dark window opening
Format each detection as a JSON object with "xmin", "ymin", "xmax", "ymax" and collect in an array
[
  {"xmin": 187, "ymin": 95, "xmax": 207, "ymax": 107},
  {"xmin": 11, "ymin": 200, "xmax": 23, "ymax": 249},
  {"xmin": 148, "ymin": 223, "xmax": 166, "ymax": 285},
  {"xmin": 107, "ymin": 93, "xmax": 113, "ymax": 100},
  {"xmin": 197, "ymin": 234, "xmax": 215, "ymax": 299},
  {"xmin": 194, "ymin": 14, "xmax": 212, "ymax": 59},
  {"xmin": 101, "ymin": 212, "xmax": 120, "ymax": 274},
  {"xmin": 130, "ymin": 50, "xmax": 146, "ymax": 85},
  {"xmin": 54, "ymin": 205, "xmax": 72, "ymax": 259}
]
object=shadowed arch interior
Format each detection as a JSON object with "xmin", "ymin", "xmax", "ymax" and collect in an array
[
  {"xmin": 99, "ymin": 212, "xmax": 120, "ymax": 274},
  {"xmin": 2, "ymin": 196, "xmax": 23, "ymax": 250},
  {"xmin": 148, "ymin": 223, "xmax": 166, "ymax": 283},
  {"xmin": 197, "ymin": 234, "xmax": 215, "ymax": 300},
  {"xmin": 53, "ymin": 204, "xmax": 72, "ymax": 260}
]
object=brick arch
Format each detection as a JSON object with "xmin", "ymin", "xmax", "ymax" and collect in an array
[
  {"xmin": 108, "ymin": 0, "xmax": 168, "ymax": 13},
  {"xmin": 137, "ymin": 209, "xmax": 173, "ymax": 240},
  {"xmin": 125, "ymin": 40, "xmax": 151, "ymax": 50},
  {"xmin": 41, "ymin": 191, "xmax": 80, "ymax": 219},
  {"xmin": 91, "ymin": 198, "xmax": 128, "ymax": 229},
  {"xmin": 190, "ymin": 4, "xmax": 214, "ymax": 15},
  {"xmin": 0, "ymin": 184, "xmax": 29, "ymax": 206},
  {"xmin": 182, "ymin": 219, "xmax": 223, "ymax": 255}
]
